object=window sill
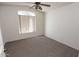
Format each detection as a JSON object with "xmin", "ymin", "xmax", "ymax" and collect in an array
[{"xmin": 19, "ymin": 31, "xmax": 36, "ymax": 34}]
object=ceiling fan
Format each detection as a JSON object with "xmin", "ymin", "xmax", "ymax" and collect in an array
[{"xmin": 31, "ymin": 2, "xmax": 51, "ymax": 10}]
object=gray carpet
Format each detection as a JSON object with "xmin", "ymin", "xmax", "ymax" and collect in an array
[{"xmin": 4, "ymin": 35, "xmax": 78, "ymax": 57}]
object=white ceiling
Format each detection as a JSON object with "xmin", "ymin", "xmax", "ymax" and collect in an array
[{"xmin": 0, "ymin": 2, "xmax": 73, "ymax": 12}]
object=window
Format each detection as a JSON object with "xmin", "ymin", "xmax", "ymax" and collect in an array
[{"xmin": 18, "ymin": 11, "xmax": 36, "ymax": 34}]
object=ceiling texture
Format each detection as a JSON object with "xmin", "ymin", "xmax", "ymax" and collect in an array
[{"xmin": 0, "ymin": 2, "xmax": 73, "ymax": 12}]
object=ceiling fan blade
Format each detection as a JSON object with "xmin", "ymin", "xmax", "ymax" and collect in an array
[
  {"xmin": 31, "ymin": 5, "xmax": 36, "ymax": 8},
  {"xmin": 40, "ymin": 4, "xmax": 50, "ymax": 7}
]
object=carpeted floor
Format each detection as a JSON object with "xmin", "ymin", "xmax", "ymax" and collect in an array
[{"xmin": 4, "ymin": 35, "xmax": 78, "ymax": 57}]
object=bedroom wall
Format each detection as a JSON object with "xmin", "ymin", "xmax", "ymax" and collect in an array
[
  {"xmin": 0, "ymin": 21, "xmax": 5, "ymax": 57},
  {"xmin": 45, "ymin": 3, "xmax": 79, "ymax": 50},
  {"xmin": 0, "ymin": 6, "xmax": 45, "ymax": 44}
]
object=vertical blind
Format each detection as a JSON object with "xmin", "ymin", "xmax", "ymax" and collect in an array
[{"xmin": 19, "ymin": 15, "xmax": 36, "ymax": 33}]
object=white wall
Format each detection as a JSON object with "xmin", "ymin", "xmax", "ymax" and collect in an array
[
  {"xmin": 0, "ymin": 21, "xmax": 5, "ymax": 57},
  {"xmin": 45, "ymin": 3, "xmax": 79, "ymax": 50},
  {"xmin": 0, "ymin": 6, "xmax": 45, "ymax": 44}
]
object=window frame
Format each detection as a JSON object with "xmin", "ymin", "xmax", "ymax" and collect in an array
[{"xmin": 18, "ymin": 14, "xmax": 36, "ymax": 34}]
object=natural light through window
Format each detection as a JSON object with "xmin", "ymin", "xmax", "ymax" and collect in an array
[{"xmin": 18, "ymin": 11, "xmax": 36, "ymax": 34}]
